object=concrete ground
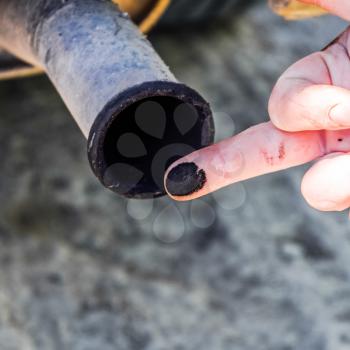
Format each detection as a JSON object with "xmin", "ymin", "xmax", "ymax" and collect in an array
[{"xmin": 1, "ymin": 2, "xmax": 350, "ymax": 349}]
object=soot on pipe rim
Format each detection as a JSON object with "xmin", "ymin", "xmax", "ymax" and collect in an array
[{"xmin": 88, "ymin": 81, "xmax": 214, "ymax": 199}]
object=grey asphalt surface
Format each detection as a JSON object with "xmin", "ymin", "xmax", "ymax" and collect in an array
[{"xmin": 1, "ymin": 2, "xmax": 350, "ymax": 350}]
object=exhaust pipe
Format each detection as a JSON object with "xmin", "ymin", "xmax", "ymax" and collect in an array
[{"xmin": 0, "ymin": 0, "xmax": 214, "ymax": 198}]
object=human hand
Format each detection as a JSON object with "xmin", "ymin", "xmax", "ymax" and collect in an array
[{"xmin": 164, "ymin": 0, "xmax": 350, "ymax": 213}]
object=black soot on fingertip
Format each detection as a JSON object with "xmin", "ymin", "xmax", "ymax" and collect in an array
[{"xmin": 165, "ymin": 162, "xmax": 206, "ymax": 197}]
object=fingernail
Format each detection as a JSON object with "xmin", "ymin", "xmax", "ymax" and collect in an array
[{"xmin": 165, "ymin": 162, "xmax": 206, "ymax": 197}]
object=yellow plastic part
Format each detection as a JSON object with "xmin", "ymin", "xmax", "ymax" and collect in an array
[
  {"xmin": 269, "ymin": 0, "xmax": 328, "ymax": 20},
  {"xmin": 0, "ymin": 66, "xmax": 42, "ymax": 80},
  {"xmin": 113, "ymin": 0, "xmax": 170, "ymax": 33}
]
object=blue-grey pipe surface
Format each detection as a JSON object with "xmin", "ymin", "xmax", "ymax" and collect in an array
[{"xmin": 0, "ymin": 0, "xmax": 214, "ymax": 198}]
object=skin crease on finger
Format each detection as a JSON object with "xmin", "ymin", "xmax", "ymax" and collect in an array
[{"xmin": 164, "ymin": 122, "xmax": 350, "ymax": 201}]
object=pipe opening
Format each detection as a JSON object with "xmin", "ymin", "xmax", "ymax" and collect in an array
[
  {"xmin": 102, "ymin": 96, "xmax": 209, "ymax": 198},
  {"xmin": 88, "ymin": 81, "xmax": 214, "ymax": 199}
]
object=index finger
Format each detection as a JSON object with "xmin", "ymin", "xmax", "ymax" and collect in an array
[
  {"xmin": 164, "ymin": 122, "xmax": 350, "ymax": 201},
  {"xmin": 164, "ymin": 122, "xmax": 321, "ymax": 200}
]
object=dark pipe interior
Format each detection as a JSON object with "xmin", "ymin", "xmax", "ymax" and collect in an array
[{"xmin": 103, "ymin": 96, "xmax": 207, "ymax": 198}]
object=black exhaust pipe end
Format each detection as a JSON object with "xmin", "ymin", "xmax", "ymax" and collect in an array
[{"xmin": 88, "ymin": 81, "xmax": 214, "ymax": 199}]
